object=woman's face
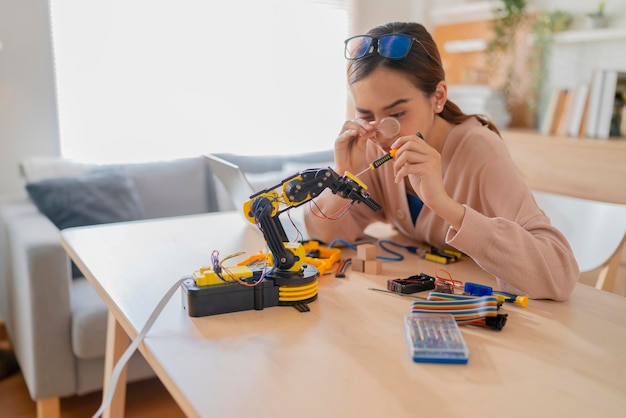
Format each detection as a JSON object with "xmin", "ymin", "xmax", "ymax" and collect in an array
[{"xmin": 350, "ymin": 66, "xmax": 437, "ymax": 151}]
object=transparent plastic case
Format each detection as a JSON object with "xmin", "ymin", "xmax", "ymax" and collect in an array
[{"xmin": 404, "ymin": 313, "xmax": 469, "ymax": 364}]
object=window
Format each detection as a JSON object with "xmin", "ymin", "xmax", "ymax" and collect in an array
[{"xmin": 50, "ymin": 0, "xmax": 350, "ymax": 163}]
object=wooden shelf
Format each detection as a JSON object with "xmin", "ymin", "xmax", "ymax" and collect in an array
[
  {"xmin": 552, "ymin": 27, "xmax": 626, "ymax": 44},
  {"xmin": 501, "ymin": 129, "xmax": 626, "ymax": 204}
]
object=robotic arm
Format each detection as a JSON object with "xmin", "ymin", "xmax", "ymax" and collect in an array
[
  {"xmin": 181, "ymin": 166, "xmax": 381, "ymax": 317},
  {"xmin": 243, "ymin": 167, "xmax": 381, "ymax": 273}
]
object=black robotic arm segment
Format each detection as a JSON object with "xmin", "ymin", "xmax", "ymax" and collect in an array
[
  {"xmin": 283, "ymin": 168, "xmax": 337, "ymax": 204},
  {"xmin": 250, "ymin": 196, "xmax": 295, "ymax": 270},
  {"xmin": 332, "ymin": 171, "xmax": 383, "ymax": 212},
  {"xmin": 283, "ymin": 167, "xmax": 382, "ymax": 212}
]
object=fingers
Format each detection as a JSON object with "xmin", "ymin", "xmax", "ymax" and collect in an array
[
  {"xmin": 391, "ymin": 132, "xmax": 426, "ymax": 152},
  {"xmin": 391, "ymin": 135, "xmax": 438, "ymax": 183},
  {"xmin": 348, "ymin": 117, "xmax": 378, "ymax": 133},
  {"xmin": 337, "ymin": 119, "xmax": 377, "ymax": 145},
  {"xmin": 336, "ymin": 128, "xmax": 358, "ymax": 143},
  {"xmin": 329, "ymin": 120, "xmax": 360, "ymax": 174},
  {"xmin": 335, "ymin": 119, "xmax": 380, "ymax": 168}
]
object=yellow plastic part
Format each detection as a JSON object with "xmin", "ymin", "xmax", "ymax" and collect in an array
[
  {"xmin": 242, "ymin": 190, "xmax": 281, "ymax": 223},
  {"xmin": 423, "ymin": 252, "xmax": 449, "ymax": 264},
  {"xmin": 494, "ymin": 294, "xmax": 529, "ymax": 307},
  {"xmin": 235, "ymin": 242, "xmax": 341, "ymax": 276},
  {"xmin": 194, "ymin": 265, "xmax": 254, "ymax": 286},
  {"xmin": 443, "ymin": 249, "xmax": 463, "ymax": 260},
  {"xmin": 281, "ymin": 174, "xmax": 307, "ymax": 203},
  {"xmin": 301, "ymin": 241, "xmax": 342, "ymax": 275},
  {"xmin": 343, "ymin": 170, "xmax": 368, "ymax": 190},
  {"xmin": 278, "ymin": 280, "xmax": 318, "ymax": 301},
  {"xmin": 284, "ymin": 242, "xmax": 307, "ymax": 272},
  {"xmin": 513, "ymin": 295, "xmax": 529, "ymax": 307},
  {"xmin": 237, "ymin": 251, "xmax": 272, "ymax": 267},
  {"xmin": 493, "ymin": 294, "xmax": 507, "ymax": 304}
]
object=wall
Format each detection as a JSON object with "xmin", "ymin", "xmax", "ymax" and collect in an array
[
  {"xmin": 0, "ymin": 0, "xmax": 60, "ymax": 202},
  {"xmin": 0, "ymin": 0, "xmax": 60, "ymax": 320},
  {"xmin": 350, "ymin": 0, "xmax": 420, "ymax": 34}
]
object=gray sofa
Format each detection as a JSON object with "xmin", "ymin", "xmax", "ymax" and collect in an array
[{"xmin": 0, "ymin": 151, "xmax": 333, "ymax": 416}]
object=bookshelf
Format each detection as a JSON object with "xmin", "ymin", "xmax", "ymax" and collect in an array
[
  {"xmin": 429, "ymin": 1, "xmax": 626, "ymax": 199},
  {"xmin": 431, "ymin": 2, "xmax": 626, "ymax": 131}
]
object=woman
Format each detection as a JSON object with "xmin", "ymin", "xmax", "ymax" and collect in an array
[{"xmin": 303, "ymin": 22, "xmax": 578, "ymax": 300}]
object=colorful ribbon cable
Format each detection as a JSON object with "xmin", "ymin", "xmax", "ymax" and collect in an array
[{"xmin": 411, "ymin": 293, "xmax": 508, "ymax": 330}]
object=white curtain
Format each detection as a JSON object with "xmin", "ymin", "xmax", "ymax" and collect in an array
[{"xmin": 50, "ymin": 0, "xmax": 351, "ymax": 163}]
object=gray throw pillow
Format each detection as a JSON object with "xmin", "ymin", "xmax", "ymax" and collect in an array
[{"xmin": 26, "ymin": 169, "xmax": 146, "ymax": 277}]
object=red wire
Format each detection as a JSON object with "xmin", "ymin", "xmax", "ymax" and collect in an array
[
  {"xmin": 308, "ymin": 199, "xmax": 354, "ymax": 220},
  {"xmin": 434, "ymin": 268, "xmax": 463, "ymax": 293}
]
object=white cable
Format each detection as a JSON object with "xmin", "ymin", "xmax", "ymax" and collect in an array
[{"xmin": 92, "ymin": 277, "xmax": 188, "ymax": 418}]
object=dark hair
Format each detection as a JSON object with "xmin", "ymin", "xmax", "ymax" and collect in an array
[{"xmin": 347, "ymin": 22, "xmax": 500, "ymax": 135}]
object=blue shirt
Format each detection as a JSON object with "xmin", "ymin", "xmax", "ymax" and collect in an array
[{"xmin": 407, "ymin": 193, "xmax": 423, "ymax": 225}]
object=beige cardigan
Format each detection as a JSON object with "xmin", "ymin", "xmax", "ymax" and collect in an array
[{"xmin": 304, "ymin": 118, "xmax": 579, "ymax": 300}]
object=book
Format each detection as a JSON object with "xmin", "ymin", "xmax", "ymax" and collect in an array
[
  {"xmin": 585, "ymin": 68, "xmax": 606, "ymax": 138},
  {"xmin": 550, "ymin": 90, "xmax": 569, "ymax": 136},
  {"xmin": 567, "ymin": 83, "xmax": 590, "ymax": 137},
  {"xmin": 556, "ymin": 88, "xmax": 576, "ymax": 136},
  {"xmin": 596, "ymin": 69, "xmax": 626, "ymax": 139},
  {"xmin": 578, "ymin": 90, "xmax": 591, "ymax": 137},
  {"xmin": 540, "ymin": 89, "xmax": 566, "ymax": 135}
]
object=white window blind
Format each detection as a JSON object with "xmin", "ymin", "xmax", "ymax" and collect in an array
[{"xmin": 50, "ymin": 0, "xmax": 350, "ymax": 163}]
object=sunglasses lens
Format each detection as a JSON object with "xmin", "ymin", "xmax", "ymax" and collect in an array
[
  {"xmin": 379, "ymin": 34, "xmax": 412, "ymax": 59},
  {"xmin": 345, "ymin": 36, "xmax": 373, "ymax": 59}
]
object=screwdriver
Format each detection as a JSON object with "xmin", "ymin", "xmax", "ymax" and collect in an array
[
  {"xmin": 355, "ymin": 132, "xmax": 424, "ymax": 178},
  {"xmin": 354, "ymin": 149, "xmax": 397, "ymax": 177}
]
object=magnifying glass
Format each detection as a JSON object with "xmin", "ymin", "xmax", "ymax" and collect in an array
[{"xmin": 375, "ymin": 117, "xmax": 401, "ymax": 140}]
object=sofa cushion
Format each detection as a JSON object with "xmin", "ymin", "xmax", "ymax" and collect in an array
[
  {"xmin": 214, "ymin": 150, "xmax": 334, "ymax": 174},
  {"xmin": 118, "ymin": 157, "xmax": 219, "ymax": 218},
  {"xmin": 20, "ymin": 156, "xmax": 220, "ymax": 218},
  {"xmin": 70, "ymin": 278, "xmax": 109, "ymax": 359},
  {"xmin": 26, "ymin": 168, "xmax": 146, "ymax": 229},
  {"xmin": 20, "ymin": 156, "xmax": 94, "ymax": 183},
  {"xmin": 25, "ymin": 169, "xmax": 146, "ymax": 277}
]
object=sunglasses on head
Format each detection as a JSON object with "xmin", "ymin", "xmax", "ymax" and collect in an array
[{"xmin": 344, "ymin": 33, "xmax": 425, "ymax": 60}]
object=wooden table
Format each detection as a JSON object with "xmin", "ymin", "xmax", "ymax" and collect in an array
[{"xmin": 61, "ymin": 212, "xmax": 626, "ymax": 418}]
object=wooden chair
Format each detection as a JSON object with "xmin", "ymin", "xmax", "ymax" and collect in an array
[{"xmin": 533, "ymin": 190, "xmax": 626, "ymax": 294}]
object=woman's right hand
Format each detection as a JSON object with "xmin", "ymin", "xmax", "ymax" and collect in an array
[{"xmin": 334, "ymin": 118, "xmax": 378, "ymax": 174}]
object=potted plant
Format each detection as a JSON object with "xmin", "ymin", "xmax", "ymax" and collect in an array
[
  {"xmin": 585, "ymin": 1, "xmax": 607, "ymax": 29},
  {"xmin": 530, "ymin": 11, "xmax": 572, "ymax": 114},
  {"xmin": 486, "ymin": 0, "xmax": 530, "ymax": 126}
]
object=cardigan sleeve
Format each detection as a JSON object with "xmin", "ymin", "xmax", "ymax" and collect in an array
[
  {"xmin": 446, "ymin": 205, "xmax": 578, "ymax": 300},
  {"xmin": 442, "ymin": 126, "xmax": 579, "ymax": 300}
]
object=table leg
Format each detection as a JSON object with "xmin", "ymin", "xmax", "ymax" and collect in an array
[{"xmin": 103, "ymin": 311, "xmax": 129, "ymax": 418}]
